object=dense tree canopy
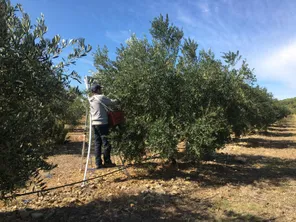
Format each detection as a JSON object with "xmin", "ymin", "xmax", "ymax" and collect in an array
[
  {"xmin": 279, "ymin": 97, "xmax": 296, "ymax": 114},
  {"xmin": 0, "ymin": 0, "xmax": 91, "ymax": 197},
  {"xmin": 93, "ymin": 14, "xmax": 290, "ymax": 162}
]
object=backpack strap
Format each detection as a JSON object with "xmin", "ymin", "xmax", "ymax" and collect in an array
[{"xmin": 99, "ymin": 101, "xmax": 113, "ymax": 112}]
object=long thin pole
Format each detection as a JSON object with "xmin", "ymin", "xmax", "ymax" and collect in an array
[
  {"xmin": 82, "ymin": 76, "xmax": 92, "ymax": 187},
  {"xmin": 119, "ymin": 154, "xmax": 130, "ymax": 178},
  {"xmin": 82, "ymin": 114, "xmax": 92, "ymax": 187},
  {"xmin": 80, "ymin": 107, "xmax": 88, "ymax": 171}
]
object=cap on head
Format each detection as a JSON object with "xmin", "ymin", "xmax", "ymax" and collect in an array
[{"xmin": 91, "ymin": 84, "xmax": 102, "ymax": 93}]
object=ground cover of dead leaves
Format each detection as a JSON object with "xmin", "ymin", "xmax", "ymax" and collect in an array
[{"xmin": 1, "ymin": 116, "xmax": 296, "ymax": 221}]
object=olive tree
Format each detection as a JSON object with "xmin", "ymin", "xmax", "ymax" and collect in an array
[
  {"xmin": 0, "ymin": 0, "xmax": 91, "ymax": 197},
  {"xmin": 92, "ymin": 14, "xmax": 288, "ymax": 163}
]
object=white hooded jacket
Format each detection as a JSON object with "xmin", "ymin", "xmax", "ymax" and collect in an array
[{"xmin": 89, "ymin": 94, "xmax": 115, "ymax": 125}]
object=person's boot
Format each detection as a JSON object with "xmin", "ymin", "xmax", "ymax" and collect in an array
[
  {"xmin": 104, "ymin": 160, "xmax": 116, "ymax": 168},
  {"xmin": 96, "ymin": 164, "xmax": 104, "ymax": 169},
  {"xmin": 96, "ymin": 159, "xmax": 104, "ymax": 169}
]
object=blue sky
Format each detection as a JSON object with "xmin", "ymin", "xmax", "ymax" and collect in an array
[{"xmin": 12, "ymin": 0, "xmax": 296, "ymax": 99}]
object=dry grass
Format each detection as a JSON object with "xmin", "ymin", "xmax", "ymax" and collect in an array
[{"xmin": 1, "ymin": 116, "xmax": 296, "ymax": 221}]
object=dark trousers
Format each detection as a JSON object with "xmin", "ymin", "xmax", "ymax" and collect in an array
[{"xmin": 92, "ymin": 124, "xmax": 112, "ymax": 166}]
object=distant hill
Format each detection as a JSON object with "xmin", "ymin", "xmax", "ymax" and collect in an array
[{"xmin": 279, "ymin": 97, "xmax": 296, "ymax": 114}]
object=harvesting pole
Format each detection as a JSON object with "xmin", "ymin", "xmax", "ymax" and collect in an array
[
  {"xmin": 80, "ymin": 98, "xmax": 88, "ymax": 172},
  {"xmin": 82, "ymin": 76, "xmax": 93, "ymax": 187}
]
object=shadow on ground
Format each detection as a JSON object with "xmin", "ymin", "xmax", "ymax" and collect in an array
[
  {"xmin": 130, "ymin": 153, "xmax": 296, "ymax": 188},
  {"xmin": 237, "ymin": 137, "xmax": 296, "ymax": 149},
  {"xmin": 51, "ymin": 142, "xmax": 85, "ymax": 156},
  {"xmin": 257, "ymin": 131, "xmax": 295, "ymax": 137},
  {"xmin": 268, "ymin": 127, "xmax": 295, "ymax": 132},
  {"xmin": 0, "ymin": 192, "xmax": 272, "ymax": 222}
]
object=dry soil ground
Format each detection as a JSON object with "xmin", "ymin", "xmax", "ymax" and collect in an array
[{"xmin": 1, "ymin": 116, "xmax": 296, "ymax": 222}]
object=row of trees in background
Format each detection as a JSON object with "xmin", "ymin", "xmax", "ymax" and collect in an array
[
  {"xmin": 279, "ymin": 97, "xmax": 296, "ymax": 114},
  {"xmin": 0, "ymin": 1, "xmax": 90, "ymax": 197},
  {"xmin": 94, "ymin": 15, "xmax": 290, "ymax": 162}
]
